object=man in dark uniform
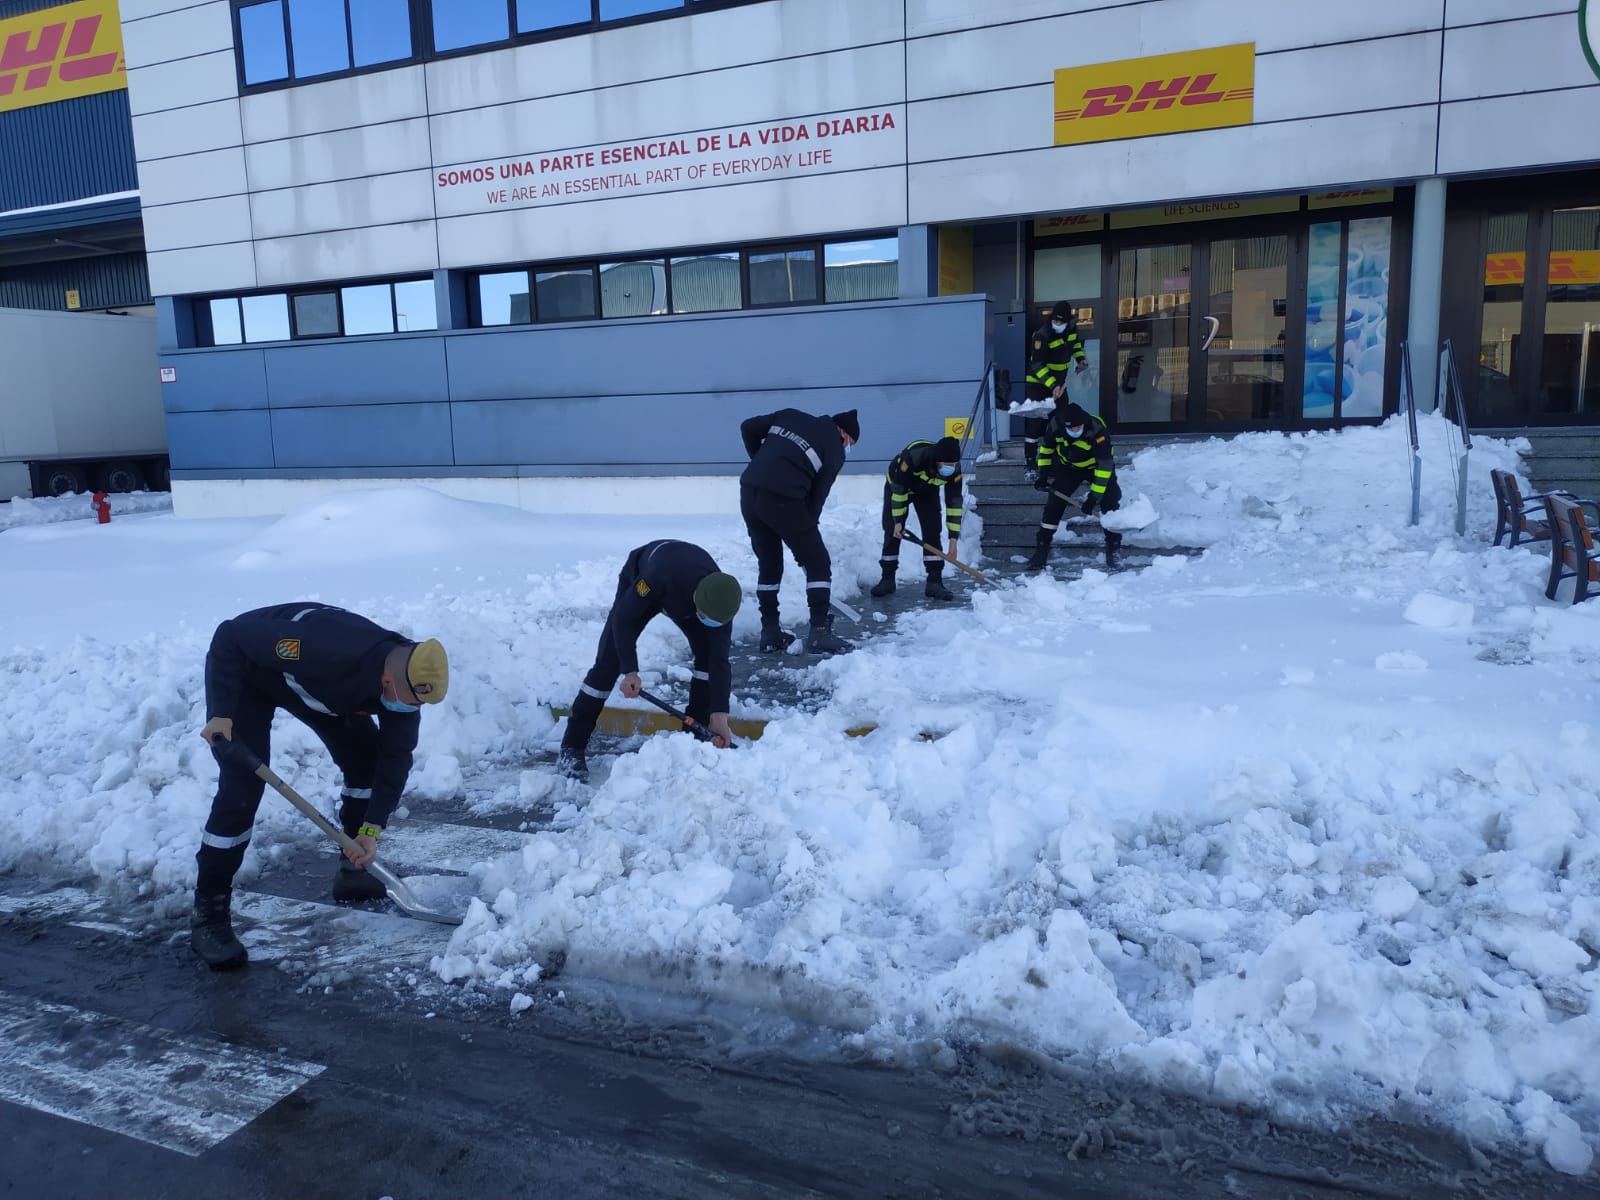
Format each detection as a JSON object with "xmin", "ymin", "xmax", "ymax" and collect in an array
[
  {"xmin": 739, "ymin": 407, "xmax": 858, "ymax": 654},
  {"xmin": 557, "ymin": 539, "xmax": 742, "ymax": 781},
  {"xmin": 1027, "ymin": 403, "xmax": 1123, "ymax": 570},
  {"xmin": 192, "ymin": 602, "xmax": 449, "ymax": 970},
  {"xmin": 1019, "ymin": 302, "xmax": 1089, "ymax": 484},
  {"xmin": 870, "ymin": 435, "xmax": 964, "ymax": 601}
]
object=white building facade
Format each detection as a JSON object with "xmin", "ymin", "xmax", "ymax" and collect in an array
[{"xmin": 117, "ymin": 0, "xmax": 1600, "ymax": 514}]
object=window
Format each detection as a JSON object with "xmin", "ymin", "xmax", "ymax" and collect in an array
[
  {"xmin": 670, "ymin": 252, "xmax": 740, "ymax": 313},
  {"xmin": 1539, "ymin": 206, "xmax": 1600, "ymax": 416},
  {"xmin": 748, "ymin": 246, "xmax": 817, "ymax": 306},
  {"xmin": 238, "ymin": 2, "xmax": 288, "ymax": 84},
  {"xmin": 476, "ymin": 271, "xmax": 530, "ymax": 325},
  {"xmin": 432, "ymin": 0, "xmax": 508, "ymax": 52},
  {"xmin": 599, "ymin": 0, "xmax": 679, "ymax": 18},
  {"xmin": 599, "ymin": 259, "xmax": 667, "ymax": 318},
  {"xmin": 393, "ymin": 278, "xmax": 438, "ymax": 331},
  {"xmin": 199, "ymin": 277, "xmax": 436, "ymax": 346},
  {"xmin": 516, "ymin": 0, "xmax": 591, "ymax": 33},
  {"xmin": 235, "ymin": 0, "xmax": 411, "ymax": 86},
  {"xmin": 1480, "ymin": 212, "xmax": 1527, "ymax": 424},
  {"xmin": 209, "ymin": 298, "xmax": 245, "ymax": 345},
  {"xmin": 534, "ymin": 267, "xmax": 597, "ymax": 320},
  {"xmin": 342, "ymin": 283, "xmax": 394, "ymax": 334},
  {"xmin": 242, "ymin": 294, "xmax": 290, "ymax": 342},
  {"xmin": 825, "ymin": 237, "xmax": 898, "ymax": 303}
]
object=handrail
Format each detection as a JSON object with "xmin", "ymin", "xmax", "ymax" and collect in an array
[
  {"xmin": 956, "ymin": 360, "xmax": 997, "ymax": 462},
  {"xmin": 1438, "ymin": 338, "xmax": 1472, "ymax": 535},
  {"xmin": 1400, "ymin": 340, "xmax": 1421, "ymax": 526}
]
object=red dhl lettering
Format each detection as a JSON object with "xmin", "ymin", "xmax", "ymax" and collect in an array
[
  {"xmin": 0, "ymin": 14, "xmax": 119, "ymax": 97},
  {"xmin": 1056, "ymin": 74, "xmax": 1252, "ymax": 122}
]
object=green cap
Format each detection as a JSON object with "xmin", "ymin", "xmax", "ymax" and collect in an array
[{"xmin": 693, "ymin": 572, "xmax": 742, "ymax": 624}]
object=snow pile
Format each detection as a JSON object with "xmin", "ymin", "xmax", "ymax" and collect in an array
[
  {"xmin": 2, "ymin": 414, "xmax": 1600, "ymax": 1174},
  {"xmin": 0, "ymin": 490, "xmax": 172, "ymax": 529}
]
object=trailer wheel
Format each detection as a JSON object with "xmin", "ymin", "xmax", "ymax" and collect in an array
[
  {"xmin": 41, "ymin": 463, "xmax": 88, "ymax": 497},
  {"xmin": 101, "ymin": 460, "xmax": 147, "ymax": 494}
]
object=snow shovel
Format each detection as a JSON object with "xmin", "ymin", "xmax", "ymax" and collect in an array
[
  {"xmin": 210, "ymin": 737, "xmax": 463, "ymax": 926},
  {"xmin": 637, "ymin": 688, "xmax": 731, "ymax": 746},
  {"xmin": 896, "ymin": 530, "xmax": 995, "ymax": 586}
]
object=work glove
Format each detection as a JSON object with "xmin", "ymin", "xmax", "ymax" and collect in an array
[
  {"xmin": 1079, "ymin": 493, "xmax": 1100, "ymax": 515},
  {"xmin": 1033, "ymin": 471, "xmax": 1052, "ymax": 493}
]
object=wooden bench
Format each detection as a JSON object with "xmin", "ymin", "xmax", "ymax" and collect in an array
[
  {"xmin": 1544, "ymin": 494, "xmax": 1600, "ymax": 604},
  {"xmin": 1490, "ymin": 468, "xmax": 1557, "ymax": 548}
]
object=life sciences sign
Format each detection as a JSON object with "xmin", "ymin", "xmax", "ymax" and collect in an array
[
  {"xmin": 0, "ymin": 0, "xmax": 125, "ymax": 115},
  {"xmin": 434, "ymin": 108, "xmax": 901, "ymax": 217}
]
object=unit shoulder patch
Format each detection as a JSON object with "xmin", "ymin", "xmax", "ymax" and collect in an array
[
  {"xmin": 635, "ymin": 579, "xmax": 652, "ymax": 597},
  {"xmin": 275, "ymin": 638, "xmax": 301, "ymax": 661}
]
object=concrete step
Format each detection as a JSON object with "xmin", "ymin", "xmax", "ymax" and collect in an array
[
  {"xmin": 1527, "ymin": 478, "xmax": 1600, "ymax": 500},
  {"xmin": 1523, "ymin": 457, "xmax": 1600, "ymax": 479}
]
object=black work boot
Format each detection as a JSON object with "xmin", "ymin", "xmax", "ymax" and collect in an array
[
  {"xmin": 1104, "ymin": 530, "xmax": 1123, "ymax": 569},
  {"xmin": 555, "ymin": 745, "xmax": 589, "ymax": 781},
  {"xmin": 924, "ymin": 567, "xmax": 953, "ymax": 601},
  {"xmin": 759, "ymin": 624, "xmax": 795, "ymax": 653},
  {"xmin": 870, "ymin": 566, "xmax": 897, "ymax": 597},
  {"xmin": 333, "ymin": 861, "xmax": 387, "ymax": 903},
  {"xmin": 190, "ymin": 890, "xmax": 247, "ymax": 970},
  {"xmin": 805, "ymin": 613, "xmax": 853, "ymax": 655},
  {"xmin": 1025, "ymin": 528, "xmax": 1052, "ymax": 571}
]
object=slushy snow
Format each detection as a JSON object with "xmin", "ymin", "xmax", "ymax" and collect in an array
[{"xmin": 2, "ymin": 414, "xmax": 1599, "ymax": 1176}]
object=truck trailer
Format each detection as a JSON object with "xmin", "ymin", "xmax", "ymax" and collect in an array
[{"xmin": 0, "ymin": 306, "xmax": 167, "ymax": 500}]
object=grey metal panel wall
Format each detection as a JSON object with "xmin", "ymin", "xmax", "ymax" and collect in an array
[
  {"xmin": 451, "ymin": 382, "xmax": 977, "ymax": 467},
  {"xmin": 0, "ymin": 253, "xmax": 151, "ymax": 311},
  {"xmin": 447, "ymin": 300, "xmax": 985, "ymax": 401},
  {"xmin": 269, "ymin": 404, "xmax": 455, "ymax": 468},
  {"xmin": 164, "ymin": 410, "xmax": 275, "ymax": 468},
  {"xmin": 263, "ymin": 338, "xmax": 449, "ymax": 409},
  {"xmin": 0, "ymin": 91, "xmax": 139, "ymax": 211},
  {"xmin": 161, "ymin": 296, "xmax": 991, "ymax": 475},
  {"xmin": 161, "ymin": 348, "xmax": 269, "ymax": 412}
]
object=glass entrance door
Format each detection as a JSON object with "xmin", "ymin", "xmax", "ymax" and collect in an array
[
  {"xmin": 1112, "ymin": 244, "xmax": 1191, "ymax": 425},
  {"xmin": 1201, "ymin": 234, "xmax": 1290, "ymax": 423}
]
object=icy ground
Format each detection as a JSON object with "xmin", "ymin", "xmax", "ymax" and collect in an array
[{"xmin": 2, "ymin": 414, "xmax": 1599, "ymax": 1176}]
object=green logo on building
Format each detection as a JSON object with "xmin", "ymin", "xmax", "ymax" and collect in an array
[{"xmin": 1584, "ymin": 0, "xmax": 1600, "ymax": 82}]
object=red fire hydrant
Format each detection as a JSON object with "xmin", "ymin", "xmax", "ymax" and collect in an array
[{"xmin": 92, "ymin": 491, "xmax": 111, "ymax": 524}]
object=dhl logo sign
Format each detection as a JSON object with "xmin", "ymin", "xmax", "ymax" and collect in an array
[
  {"xmin": 1054, "ymin": 43, "xmax": 1254, "ymax": 147},
  {"xmin": 0, "ymin": 0, "xmax": 126, "ymax": 115},
  {"xmin": 1485, "ymin": 251, "xmax": 1600, "ymax": 287}
]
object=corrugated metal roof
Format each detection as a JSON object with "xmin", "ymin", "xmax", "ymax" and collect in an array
[{"xmin": 0, "ymin": 90, "xmax": 139, "ymax": 212}]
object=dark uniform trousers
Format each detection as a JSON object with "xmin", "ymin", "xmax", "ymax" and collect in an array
[
  {"xmin": 740, "ymin": 481, "xmax": 832, "ymax": 628},
  {"xmin": 564, "ymin": 545, "xmax": 718, "ymax": 750},
  {"xmin": 1042, "ymin": 469, "xmax": 1124, "ymax": 554},
  {"xmin": 197, "ymin": 665, "xmax": 379, "ymax": 897},
  {"xmin": 879, "ymin": 482, "xmax": 944, "ymax": 576}
]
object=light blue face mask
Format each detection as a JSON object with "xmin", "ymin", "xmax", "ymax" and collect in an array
[
  {"xmin": 697, "ymin": 613, "xmax": 724, "ymax": 628},
  {"xmin": 1051, "ymin": 321, "xmax": 1067, "ymax": 334},
  {"xmin": 843, "ymin": 442, "xmax": 853, "ymax": 458},
  {"xmin": 937, "ymin": 464, "xmax": 956, "ymax": 478},
  {"xmin": 382, "ymin": 697, "xmax": 420, "ymax": 714}
]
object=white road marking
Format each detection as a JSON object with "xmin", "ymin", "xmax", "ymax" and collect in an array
[{"xmin": 0, "ymin": 988, "xmax": 323, "ymax": 1157}]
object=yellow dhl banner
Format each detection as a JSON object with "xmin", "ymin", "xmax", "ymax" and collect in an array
[
  {"xmin": 1054, "ymin": 43, "xmax": 1254, "ymax": 147},
  {"xmin": 1033, "ymin": 212, "xmax": 1107, "ymax": 236},
  {"xmin": 0, "ymin": 0, "xmax": 126, "ymax": 115},
  {"xmin": 1486, "ymin": 251, "xmax": 1600, "ymax": 287}
]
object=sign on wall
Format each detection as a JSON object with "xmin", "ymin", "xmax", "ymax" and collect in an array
[
  {"xmin": 0, "ymin": 0, "xmax": 126, "ymax": 115},
  {"xmin": 434, "ymin": 108, "xmax": 900, "ymax": 217},
  {"xmin": 1033, "ymin": 213, "xmax": 1106, "ymax": 236},
  {"xmin": 1053, "ymin": 43, "xmax": 1254, "ymax": 148},
  {"xmin": 1485, "ymin": 251, "xmax": 1600, "ymax": 287},
  {"xmin": 1582, "ymin": 0, "xmax": 1600, "ymax": 83}
]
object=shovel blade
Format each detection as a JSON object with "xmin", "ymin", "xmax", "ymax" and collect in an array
[{"xmin": 368, "ymin": 861, "xmax": 466, "ymax": 925}]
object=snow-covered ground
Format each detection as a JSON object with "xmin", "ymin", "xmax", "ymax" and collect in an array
[{"xmin": 3, "ymin": 414, "xmax": 1599, "ymax": 1175}]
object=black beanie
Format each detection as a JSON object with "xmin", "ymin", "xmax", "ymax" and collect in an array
[
  {"xmin": 1050, "ymin": 301, "xmax": 1074, "ymax": 322},
  {"xmin": 1061, "ymin": 403, "xmax": 1092, "ymax": 428},
  {"xmin": 934, "ymin": 436, "xmax": 960, "ymax": 461},
  {"xmin": 832, "ymin": 410, "xmax": 860, "ymax": 442}
]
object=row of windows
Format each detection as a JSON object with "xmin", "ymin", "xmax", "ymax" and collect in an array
[
  {"xmin": 474, "ymin": 237, "xmax": 900, "ymax": 325},
  {"xmin": 195, "ymin": 235, "xmax": 900, "ymax": 345},
  {"xmin": 204, "ymin": 277, "xmax": 438, "ymax": 344},
  {"xmin": 233, "ymin": 0, "xmax": 763, "ymax": 88}
]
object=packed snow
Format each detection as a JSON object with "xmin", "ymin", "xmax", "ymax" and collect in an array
[{"xmin": 3, "ymin": 413, "xmax": 1599, "ymax": 1175}]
